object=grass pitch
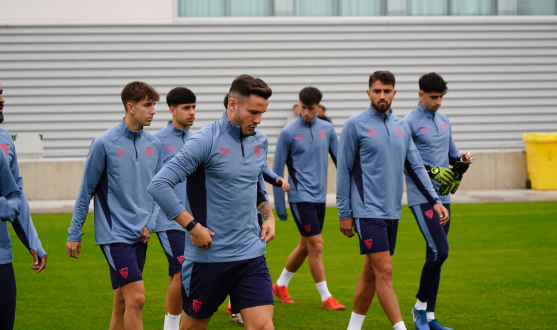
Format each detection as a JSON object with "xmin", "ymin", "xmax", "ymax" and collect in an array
[{"xmin": 9, "ymin": 202, "xmax": 557, "ymax": 329}]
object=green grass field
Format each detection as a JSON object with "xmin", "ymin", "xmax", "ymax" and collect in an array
[{"xmin": 9, "ymin": 202, "xmax": 557, "ymax": 329}]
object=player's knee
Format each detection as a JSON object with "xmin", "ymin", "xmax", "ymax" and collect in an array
[
  {"xmin": 437, "ymin": 249, "xmax": 449, "ymax": 263},
  {"xmin": 374, "ymin": 265, "xmax": 393, "ymax": 282},
  {"xmin": 307, "ymin": 239, "xmax": 323, "ymax": 255},
  {"xmin": 126, "ymin": 294, "xmax": 145, "ymax": 311},
  {"xmin": 256, "ymin": 320, "xmax": 274, "ymax": 330}
]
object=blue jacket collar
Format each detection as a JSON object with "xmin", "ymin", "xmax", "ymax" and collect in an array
[
  {"xmin": 296, "ymin": 114, "xmax": 317, "ymax": 126},
  {"xmin": 118, "ymin": 118, "xmax": 143, "ymax": 139},
  {"xmin": 367, "ymin": 104, "xmax": 393, "ymax": 120},
  {"xmin": 417, "ymin": 101, "xmax": 436, "ymax": 119},
  {"xmin": 166, "ymin": 121, "xmax": 189, "ymax": 136},
  {"xmin": 219, "ymin": 111, "xmax": 256, "ymax": 141}
]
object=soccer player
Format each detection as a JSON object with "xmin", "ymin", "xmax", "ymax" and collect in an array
[
  {"xmin": 66, "ymin": 81, "xmax": 163, "ymax": 330},
  {"xmin": 403, "ymin": 73, "xmax": 473, "ymax": 330},
  {"xmin": 272, "ymin": 87, "xmax": 344, "ymax": 310},
  {"xmin": 0, "ymin": 84, "xmax": 47, "ymax": 330},
  {"xmin": 148, "ymin": 74, "xmax": 276, "ymax": 330},
  {"xmin": 153, "ymin": 87, "xmax": 196, "ymax": 330},
  {"xmin": 336, "ymin": 71, "xmax": 449, "ymax": 330}
]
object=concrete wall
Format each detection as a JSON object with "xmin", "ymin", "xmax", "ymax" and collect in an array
[
  {"xmin": 18, "ymin": 150, "xmax": 528, "ymax": 201},
  {"xmin": 0, "ymin": 0, "xmax": 174, "ymax": 24}
]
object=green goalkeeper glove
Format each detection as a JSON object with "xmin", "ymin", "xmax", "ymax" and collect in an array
[
  {"xmin": 441, "ymin": 162, "xmax": 470, "ymax": 195},
  {"xmin": 426, "ymin": 166, "xmax": 455, "ymax": 186}
]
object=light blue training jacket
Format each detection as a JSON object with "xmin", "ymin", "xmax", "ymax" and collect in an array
[
  {"xmin": 153, "ymin": 121, "xmax": 193, "ymax": 233},
  {"xmin": 403, "ymin": 102, "xmax": 461, "ymax": 207},
  {"xmin": 273, "ymin": 115, "xmax": 338, "ymax": 220},
  {"xmin": 68, "ymin": 119, "xmax": 163, "ymax": 245},
  {"xmin": 336, "ymin": 105, "xmax": 440, "ymax": 221},
  {"xmin": 0, "ymin": 128, "xmax": 45, "ymax": 265},
  {"xmin": 148, "ymin": 111, "xmax": 269, "ymax": 263}
]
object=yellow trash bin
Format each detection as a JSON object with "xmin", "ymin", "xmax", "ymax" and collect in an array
[{"xmin": 523, "ymin": 133, "xmax": 557, "ymax": 190}]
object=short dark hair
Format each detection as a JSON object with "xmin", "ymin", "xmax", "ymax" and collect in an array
[
  {"xmin": 299, "ymin": 87, "xmax": 322, "ymax": 106},
  {"xmin": 228, "ymin": 74, "xmax": 272, "ymax": 103},
  {"xmin": 223, "ymin": 93, "xmax": 229, "ymax": 109},
  {"xmin": 369, "ymin": 71, "xmax": 396, "ymax": 88},
  {"xmin": 292, "ymin": 104, "xmax": 299, "ymax": 110},
  {"xmin": 166, "ymin": 87, "xmax": 196, "ymax": 107},
  {"xmin": 321, "ymin": 105, "xmax": 326, "ymax": 112},
  {"xmin": 419, "ymin": 72, "xmax": 448, "ymax": 94},
  {"xmin": 121, "ymin": 81, "xmax": 160, "ymax": 109}
]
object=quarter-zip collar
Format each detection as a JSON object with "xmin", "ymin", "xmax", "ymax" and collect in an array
[
  {"xmin": 118, "ymin": 118, "xmax": 144, "ymax": 139},
  {"xmin": 416, "ymin": 101, "xmax": 436, "ymax": 119},
  {"xmin": 366, "ymin": 104, "xmax": 393, "ymax": 120},
  {"xmin": 167, "ymin": 120, "xmax": 189, "ymax": 136},
  {"xmin": 219, "ymin": 110, "xmax": 256, "ymax": 141},
  {"xmin": 295, "ymin": 114, "xmax": 317, "ymax": 126}
]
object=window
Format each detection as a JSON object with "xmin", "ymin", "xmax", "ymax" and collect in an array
[{"xmin": 177, "ymin": 0, "xmax": 557, "ymax": 17}]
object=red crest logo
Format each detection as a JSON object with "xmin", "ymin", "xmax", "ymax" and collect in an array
[
  {"xmin": 422, "ymin": 126, "xmax": 429, "ymax": 132},
  {"xmin": 119, "ymin": 267, "xmax": 128, "ymax": 279},
  {"xmin": 0, "ymin": 144, "xmax": 8, "ymax": 156},
  {"xmin": 166, "ymin": 145, "xmax": 175, "ymax": 152},
  {"xmin": 441, "ymin": 122, "xmax": 448, "ymax": 130},
  {"xmin": 368, "ymin": 129, "xmax": 376, "ymax": 136},
  {"xmin": 304, "ymin": 224, "xmax": 311, "ymax": 233},
  {"xmin": 145, "ymin": 147, "xmax": 153, "ymax": 158},
  {"xmin": 295, "ymin": 135, "xmax": 303, "ymax": 141},
  {"xmin": 177, "ymin": 255, "xmax": 184, "ymax": 264},
  {"xmin": 320, "ymin": 131, "xmax": 326, "ymax": 139},
  {"xmin": 425, "ymin": 210, "xmax": 434, "ymax": 219},
  {"xmin": 396, "ymin": 128, "xmax": 403, "ymax": 137},
  {"xmin": 193, "ymin": 300, "xmax": 202, "ymax": 313},
  {"xmin": 221, "ymin": 147, "xmax": 230, "ymax": 155},
  {"xmin": 116, "ymin": 149, "xmax": 125, "ymax": 157},
  {"xmin": 365, "ymin": 239, "xmax": 372, "ymax": 249},
  {"xmin": 254, "ymin": 146, "xmax": 261, "ymax": 158}
]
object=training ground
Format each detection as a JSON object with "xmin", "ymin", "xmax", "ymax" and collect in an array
[{"xmin": 9, "ymin": 202, "xmax": 557, "ymax": 329}]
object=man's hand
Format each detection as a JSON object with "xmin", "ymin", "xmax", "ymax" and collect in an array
[
  {"xmin": 261, "ymin": 218, "xmax": 276, "ymax": 243},
  {"xmin": 66, "ymin": 241, "xmax": 81, "ymax": 259},
  {"xmin": 276, "ymin": 178, "xmax": 291, "ymax": 192},
  {"xmin": 340, "ymin": 218, "xmax": 357, "ymax": 238},
  {"xmin": 461, "ymin": 151, "xmax": 474, "ymax": 164},
  {"xmin": 30, "ymin": 249, "xmax": 47, "ymax": 273},
  {"xmin": 428, "ymin": 166, "xmax": 455, "ymax": 185},
  {"xmin": 189, "ymin": 223, "xmax": 215, "ymax": 249},
  {"xmin": 140, "ymin": 226, "xmax": 151, "ymax": 244},
  {"xmin": 433, "ymin": 204, "xmax": 450, "ymax": 225}
]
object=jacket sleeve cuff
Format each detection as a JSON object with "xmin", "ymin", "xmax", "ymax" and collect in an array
[{"xmin": 67, "ymin": 233, "xmax": 83, "ymax": 242}]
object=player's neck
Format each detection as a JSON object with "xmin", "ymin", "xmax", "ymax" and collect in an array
[
  {"xmin": 172, "ymin": 118, "xmax": 189, "ymax": 130},
  {"xmin": 124, "ymin": 114, "xmax": 143, "ymax": 132}
]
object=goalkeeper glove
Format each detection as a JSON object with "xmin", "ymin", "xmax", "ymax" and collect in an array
[
  {"xmin": 443, "ymin": 162, "xmax": 470, "ymax": 194},
  {"xmin": 426, "ymin": 166, "xmax": 455, "ymax": 186}
]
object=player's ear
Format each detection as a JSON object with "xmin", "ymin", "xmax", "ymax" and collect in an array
[
  {"xmin": 169, "ymin": 106, "xmax": 176, "ymax": 117},
  {"xmin": 126, "ymin": 102, "xmax": 135, "ymax": 114}
]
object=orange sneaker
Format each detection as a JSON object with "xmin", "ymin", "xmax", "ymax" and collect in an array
[
  {"xmin": 226, "ymin": 303, "xmax": 232, "ymax": 314},
  {"xmin": 273, "ymin": 282, "xmax": 294, "ymax": 304},
  {"xmin": 321, "ymin": 296, "xmax": 346, "ymax": 310}
]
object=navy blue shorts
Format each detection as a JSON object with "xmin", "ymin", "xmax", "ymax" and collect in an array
[
  {"xmin": 156, "ymin": 230, "xmax": 186, "ymax": 276},
  {"xmin": 181, "ymin": 256, "xmax": 274, "ymax": 319},
  {"xmin": 355, "ymin": 218, "xmax": 399, "ymax": 255},
  {"xmin": 290, "ymin": 202, "xmax": 326, "ymax": 237},
  {"xmin": 100, "ymin": 242, "xmax": 147, "ymax": 290}
]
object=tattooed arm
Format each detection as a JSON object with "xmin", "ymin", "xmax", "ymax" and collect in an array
[{"xmin": 258, "ymin": 201, "xmax": 276, "ymax": 243}]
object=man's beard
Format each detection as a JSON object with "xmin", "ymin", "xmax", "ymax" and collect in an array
[
  {"xmin": 371, "ymin": 100, "xmax": 391, "ymax": 113},
  {"xmin": 0, "ymin": 112, "xmax": 3, "ymax": 124}
]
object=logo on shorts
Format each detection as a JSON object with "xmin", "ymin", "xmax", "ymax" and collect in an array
[
  {"xmin": 441, "ymin": 122, "xmax": 448, "ymax": 130},
  {"xmin": 425, "ymin": 210, "xmax": 433, "ymax": 219},
  {"xmin": 177, "ymin": 255, "xmax": 184, "ymax": 264},
  {"xmin": 320, "ymin": 131, "xmax": 326, "ymax": 139},
  {"xmin": 365, "ymin": 239, "xmax": 372, "ymax": 249},
  {"xmin": 304, "ymin": 224, "xmax": 311, "ymax": 233},
  {"xmin": 396, "ymin": 128, "xmax": 403, "ymax": 137},
  {"xmin": 146, "ymin": 147, "xmax": 153, "ymax": 158},
  {"xmin": 166, "ymin": 145, "xmax": 175, "ymax": 152},
  {"xmin": 295, "ymin": 135, "xmax": 303, "ymax": 141},
  {"xmin": 119, "ymin": 267, "xmax": 129, "ymax": 279},
  {"xmin": 221, "ymin": 147, "xmax": 230, "ymax": 155},
  {"xmin": 116, "ymin": 149, "xmax": 125, "ymax": 157},
  {"xmin": 193, "ymin": 300, "xmax": 202, "ymax": 313},
  {"xmin": 422, "ymin": 126, "xmax": 429, "ymax": 132},
  {"xmin": 368, "ymin": 129, "xmax": 377, "ymax": 136},
  {"xmin": 254, "ymin": 145, "xmax": 261, "ymax": 158},
  {"xmin": 0, "ymin": 144, "xmax": 8, "ymax": 156}
]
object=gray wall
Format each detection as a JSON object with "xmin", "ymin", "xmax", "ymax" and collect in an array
[{"xmin": 1, "ymin": 16, "xmax": 556, "ymax": 157}]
